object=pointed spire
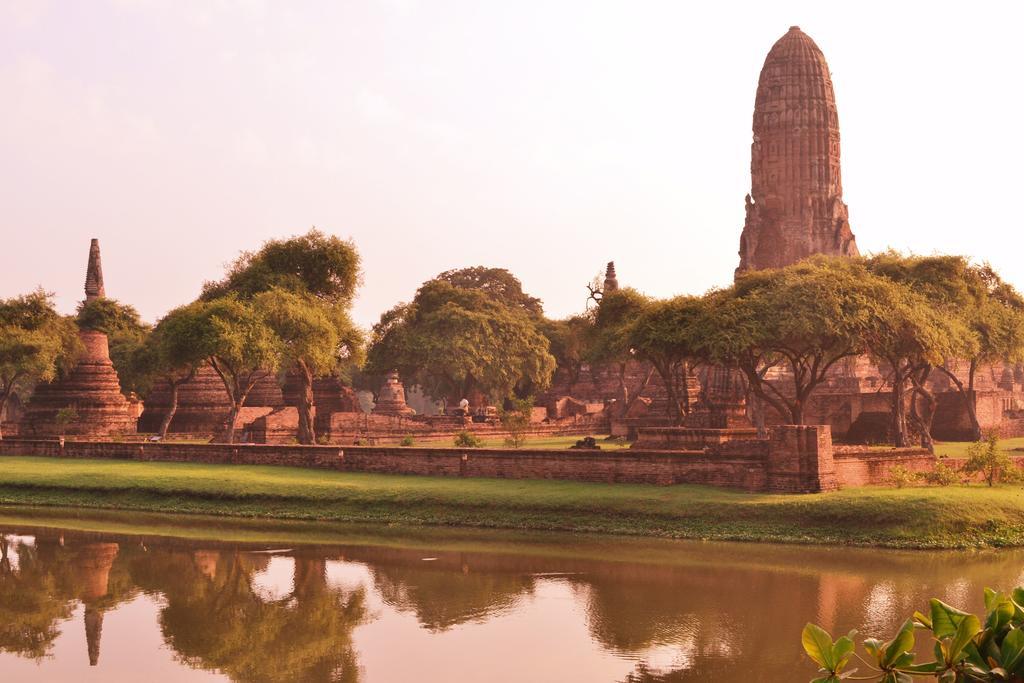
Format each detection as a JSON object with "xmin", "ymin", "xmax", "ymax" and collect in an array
[
  {"xmin": 84, "ymin": 606, "xmax": 104, "ymax": 666},
  {"xmin": 603, "ymin": 261, "xmax": 618, "ymax": 293},
  {"xmin": 84, "ymin": 238, "xmax": 105, "ymax": 301}
]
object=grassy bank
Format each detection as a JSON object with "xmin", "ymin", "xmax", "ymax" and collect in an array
[
  {"xmin": 2, "ymin": 456, "xmax": 1024, "ymax": 548},
  {"xmin": 934, "ymin": 437, "xmax": 1024, "ymax": 458}
]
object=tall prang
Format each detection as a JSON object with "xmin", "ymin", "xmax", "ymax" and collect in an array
[{"xmin": 736, "ymin": 26, "xmax": 858, "ymax": 277}]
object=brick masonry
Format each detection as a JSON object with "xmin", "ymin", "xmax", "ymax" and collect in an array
[{"xmin": 0, "ymin": 425, "xmax": 937, "ymax": 493}]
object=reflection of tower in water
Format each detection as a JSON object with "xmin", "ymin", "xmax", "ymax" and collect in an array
[{"xmin": 73, "ymin": 542, "xmax": 119, "ymax": 666}]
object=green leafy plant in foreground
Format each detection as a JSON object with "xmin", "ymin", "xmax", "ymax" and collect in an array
[{"xmin": 803, "ymin": 587, "xmax": 1024, "ymax": 681}]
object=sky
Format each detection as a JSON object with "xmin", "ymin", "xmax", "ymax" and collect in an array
[{"xmin": 2, "ymin": 0, "xmax": 1022, "ymax": 329}]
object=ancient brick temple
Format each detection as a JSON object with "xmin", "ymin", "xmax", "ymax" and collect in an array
[
  {"xmin": 736, "ymin": 26, "xmax": 858, "ymax": 276},
  {"xmin": 373, "ymin": 371, "xmax": 416, "ymax": 416},
  {"xmin": 138, "ymin": 364, "xmax": 285, "ymax": 434},
  {"xmin": 16, "ymin": 240, "xmax": 137, "ymax": 437}
]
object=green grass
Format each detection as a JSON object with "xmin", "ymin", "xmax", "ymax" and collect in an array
[
  {"xmin": 2, "ymin": 456, "xmax": 1024, "ymax": 549},
  {"xmin": 934, "ymin": 437, "xmax": 1024, "ymax": 459}
]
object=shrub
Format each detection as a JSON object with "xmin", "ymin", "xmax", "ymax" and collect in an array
[
  {"xmin": 453, "ymin": 431, "xmax": 482, "ymax": 448},
  {"xmin": 54, "ymin": 407, "xmax": 79, "ymax": 436},
  {"xmin": 399, "ymin": 436, "xmax": 415, "ymax": 447},
  {"xmin": 315, "ymin": 434, "xmax": 330, "ymax": 445},
  {"xmin": 886, "ymin": 464, "xmax": 916, "ymax": 489},
  {"xmin": 917, "ymin": 459, "xmax": 959, "ymax": 486},
  {"xmin": 803, "ymin": 586, "xmax": 1024, "ymax": 681},
  {"xmin": 963, "ymin": 433, "xmax": 1023, "ymax": 486},
  {"xmin": 500, "ymin": 397, "xmax": 533, "ymax": 449}
]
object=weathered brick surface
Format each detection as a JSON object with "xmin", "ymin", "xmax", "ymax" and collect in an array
[
  {"xmin": 0, "ymin": 438, "xmax": 768, "ymax": 489},
  {"xmin": 0, "ymin": 425, "xmax": 939, "ymax": 493},
  {"xmin": 832, "ymin": 447, "xmax": 934, "ymax": 486},
  {"xmin": 736, "ymin": 26, "xmax": 858, "ymax": 275}
]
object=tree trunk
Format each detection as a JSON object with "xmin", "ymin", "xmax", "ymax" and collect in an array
[
  {"xmin": 224, "ymin": 402, "xmax": 240, "ymax": 444},
  {"xmin": 158, "ymin": 381, "xmax": 180, "ymax": 439},
  {"xmin": 679, "ymin": 362, "xmax": 691, "ymax": 418},
  {"xmin": 967, "ymin": 360, "xmax": 981, "ymax": 441},
  {"xmin": 892, "ymin": 366, "xmax": 908, "ymax": 448},
  {"xmin": 909, "ymin": 366, "xmax": 936, "ymax": 453},
  {"xmin": 664, "ymin": 372, "xmax": 681, "ymax": 425},
  {"xmin": 0, "ymin": 382, "xmax": 11, "ymax": 441},
  {"xmin": 791, "ymin": 400, "xmax": 804, "ymax": 426},
  {"xmin": 936, "ymin": 362, "xmax": 982, "ymax": 442},
  {"xmin": 296, "ymin": 362, "xmax": 316, "ymax": 445}
]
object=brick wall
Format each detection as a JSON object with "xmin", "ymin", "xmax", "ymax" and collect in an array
[
  {"xmin": 0, "ymin": 427, "xmax": 939, "ymax": 493},
  {"xmin": 833, "ymin": 447, "xmax": 935, "ymax": 486}
]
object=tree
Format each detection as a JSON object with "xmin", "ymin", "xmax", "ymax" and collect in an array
[
  {"xmin": 201, "ymin": 229, "xmax": 360, "ymax": 305},
  {"xmin": 0, "ymin": 291, "xmax": 81, "ymax": 440},
  {"xmin": 254, "ymin": 289, "xmax": 361, "ymax": 444},
  {"xmin": 434, "ymin": 266, "xmax": 543, "ymax": 317},
  {"xmin": 586, "ymin": 288, "xmax": 655, "ymax": 417},
  {"xmin": 963, "ymin": 433, "xmax": 1023, "ymax": 486},
  {"xmin": 135, "ymin": 302, "xmax": 216, "ymax": 439},
  {"xmin": 863, "ymin": 287, "xmax": 972, "ymax": 449},
  {"xmin": 704, "ymin": 258, "xmax": 898, "ymax": 426},
  {"xmin": 195, "ymin": 297, "xmax": 283, "ymax": 444},
  {"xmin": 627, "ymin": 296, "xmax": 710, "ymax": 424},
  {"xmin": 538, "ymin": 315, "xmax": 593, "ymax": 390},
  {"xmin": 75, "ymin": 297, "xmax": 151, "ymax": 396},
  {"xmin": 365, "ymin": 279, "xmax": 555, "ymax": 406},
  {"xmin": 868, "ymin": 252, "xmax": 1024, "ymax": 441},
  {"xmin": 200, "ymin": 229, "xmax": 363, "ymax": 441}
]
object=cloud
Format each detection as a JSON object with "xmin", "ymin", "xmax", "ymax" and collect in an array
[
  {"xmin": 0, "ymin": 0, "xmax": 51, "ymax": 29},
  {"xmin": 356, "ymin": 89, "xmax": 403, "ymax": 125}
]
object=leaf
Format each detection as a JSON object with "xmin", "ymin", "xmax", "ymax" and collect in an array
[
  {"xmin": 946, "ymin": 614, "xmax": 982, "ymax": 664},
  {"xmin": 929, "ymin": 599, "xmax": 973, "ymax": 639},
  {"xmin": 882, "ymin": 619, "xmax": 916, "ymax": 667},
  {"xmin": 803, "ymin": 623, "xmax": 837, "ymax": 669},
  {"xmin": 1001, "ymin": 628, "xmax": 1024, "ymax": 673},
  {"xmin": 802, "ymin": 624, "xmax": 855, "ymax": 674}
]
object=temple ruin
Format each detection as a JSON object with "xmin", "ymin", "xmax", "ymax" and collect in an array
[
  {"xmin": 15, "ymin": 240, "xmax": 138, "ymax": 438},
  {"xmin": 736, "ymin": 26, "xmax": 858, "ymax": 275}
]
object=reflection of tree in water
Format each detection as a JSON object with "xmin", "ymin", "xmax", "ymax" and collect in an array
[
  {"xmin": 154, "ymin": 549, "xmax": 367, "ymax": 683},
  {"xmin": 591, "ymin": 549, "xmax": 1024, "ymax": 682},
  {"xmin": 0, "ymin": 535, "xmax": 75, "ymax": 659},
  {"xmin": 368, "ymin": 554, "xmax": 534, "ymax": 632},
  {"xmin": 0, "ymin": 535, "xmax": 135, "ymax": 664}
]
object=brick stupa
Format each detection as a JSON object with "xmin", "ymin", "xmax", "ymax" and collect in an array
[
  {"xmin": 17, "ymin": 240, "xmax": 137, "ymax": 437},
  {"xmin": 736, "ymin": 26, "xmax": 858, "ymax": 276},
  {"xmin": 138, "ymin": 364, "xmax": 285, "ymax": 434},
  {"xmin": 372, "ymin": 371, "xmax": 415, "ymax": 416}
]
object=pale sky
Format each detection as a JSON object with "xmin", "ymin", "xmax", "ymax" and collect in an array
[{"xmin": 2, "ymin": 0, "xmax": 1022, "ymax": 328}]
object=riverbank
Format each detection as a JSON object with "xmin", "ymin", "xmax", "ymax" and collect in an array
[{"xmin": 2, "ymin": 456, "xmax": 1024, "ymax": 548}]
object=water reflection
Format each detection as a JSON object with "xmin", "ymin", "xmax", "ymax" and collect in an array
[{"xmin": 2, "ymin": 518, "xmax": 1024, "ymax": 682}]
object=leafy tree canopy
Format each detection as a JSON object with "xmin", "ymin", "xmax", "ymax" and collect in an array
[
  {"xmin": 586, "ymin": 287, "xmax": 651, "ymax": 366},
  {"xmin": 0, "ymin": 291, "xmax": 81, "ymax": 437},
  {"xmin": 538, "ymin": 314, "xmax": 593, "ymax": 384},
  {"xmin": 75, "ymin": 297, "xmax": 148, "ymax": 337},
  {"xmin": 201, "ymin": 229, "xmax": 361, "ymax": 305},
  {"xmin": 365, "ymin": 279, "xmax": 555, "ymax": 403},
  {"xmin": 701, "ymin": 257, "xmax": 944, "ymax": 424},
  {"xmin": 434, "ymin": 266, "xmax": 543, "ymax": 317}
]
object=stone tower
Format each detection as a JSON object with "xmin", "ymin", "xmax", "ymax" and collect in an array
[
  {"xmin": 736, "ymin": 26, "xmax": 858, "ymax": 276},
  {"xmin": 17, "ymin": 240, "xmax": 137, "ymax": 437},
  {"xmin": 602, "ymin": 262, "xmax": 618, "ymax": 294},
  {"xmin": 85, "ymin": 238, "xmax": 105, "ymax": 301}
]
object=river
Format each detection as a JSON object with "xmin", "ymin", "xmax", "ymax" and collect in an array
[{"xmin": 0, "ymin": 507, "xmax": 1020, "ymax": 682}]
